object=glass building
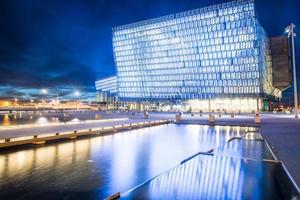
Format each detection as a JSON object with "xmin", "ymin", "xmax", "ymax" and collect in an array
[
  {"xmin": 112, "ymin": 0, "xmax": 281, "ymax": 111},
  {"xmin": 95, "ymin": 76, "xmax": 118, "ymax": 103}
]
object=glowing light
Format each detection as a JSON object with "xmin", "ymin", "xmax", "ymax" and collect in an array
[
  {"xmin": 285, "ymin": 28, "xmax": 290, "ymax": 33},
  {"xmin": 2, "ymin": 114, "xmax": 11, "ymax": 126},
  {"xmin": 41, "ymin": 89, "xmax": 48, "ymax": 94},
  {"xmin": 35, "ymin": 117, "xmax": 49, "ymax": 124},
  {"xmin": 74, "ymin": 91, "xmax": 80, "ymax": 97},
  {"xmin": 187, "ymin": 98, "xmax": 261, "ymax": 112},
  {"xmin": 71, "ymin": 118, "xmax": 80, "ymax": 122}
]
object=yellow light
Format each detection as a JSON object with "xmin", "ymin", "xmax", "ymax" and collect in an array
[{"xmin": 2, "ymin": 114, "xmax": 11, "ymax": 126}]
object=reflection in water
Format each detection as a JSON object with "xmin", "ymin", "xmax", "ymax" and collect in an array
[
  {"xmin": 122, "ymin": 155, "xmax": 284, "ymax": 200},
  {"xmin": 0, "ymin": 124, "xmax": 251, "ymax": 199},
  {"xmin": 0, "ymin": 113, "xmax": 84, "ymax": 126},
  {"xmin": 71, "ymin": 118, "xmax": 80, "ymax": 122},
  {"xmin": 214, "ymin": 138, "xmax": 275, "ymax": 160},
  {"xmin": 35, "ymin": 117, "xmax": 49, "ymax": 124},
  {"xmin": 2, "ymin": 114, "xmax": 10, "ymax": 126}
]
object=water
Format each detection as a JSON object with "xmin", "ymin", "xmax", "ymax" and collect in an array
[
  {"xmin": 0, "ymin": 124, "xmax": 249, "ymax": 199},
  {"xmin": 0, "ymin": 113, "xmax": 76, "ymax": 126},
  {"xmin": 0, "ymin": 112, "xmax": 112, "ymax": 126},
  {"xmin": 122, "ymin": 154, "xmax": 298, "ymax": 200}
]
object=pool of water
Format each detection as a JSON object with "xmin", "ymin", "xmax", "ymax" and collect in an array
[{"xmin": 0, "ymin": 124, "xmax": 251, "ymax": 199}]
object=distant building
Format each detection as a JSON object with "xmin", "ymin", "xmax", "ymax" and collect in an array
[
  {"xmin": 97, "ymin": 0, "xmax": 290, "ymax": 112},
  {"xmin": 270, "ymin": 36, "xmax": 291, "ymax": 90},
  {"xmin": 95, "ymin": 76, "xmax": 117, "ymax": 104}
]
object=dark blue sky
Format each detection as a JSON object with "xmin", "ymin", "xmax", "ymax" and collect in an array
[{"xmin": 0, "ymin": 0, "xmax": 299, "ymax": 101}]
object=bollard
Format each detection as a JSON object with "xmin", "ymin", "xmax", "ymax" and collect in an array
[
  {"xmin": 95, "ymin": 114, "xmax": 102, "ymax": 119},
  {"xmin": 218, "ymin": 112, "xmax": 221, "ymax": 117},
  {"xmin": 208, "ymin": 114, "xmax": 215, "ymax": 123},
  {"xmin": 255, "ymin": 113, "xmax": 261, "ymax": 124},
  {"xmin": 144, "ymin": 113, "xmax": 149, "ymax": 119},
  {"xmin": 200, "ymin": 110, "xmax": 203, "ymax": 117},
  {"xmin": 175, "ymin": 114, "xmax": 182, "ymax": 122},
  {"xmin": 191, "ymin": 113, "xmax": 194, "ymax": 117},
  {"xmin": 231, "ymin": 112, "xmax": 234, "ymax": 118},
  {"xmin": 69, "ymin": 130, "xmax": 77, "ymax": 139}
]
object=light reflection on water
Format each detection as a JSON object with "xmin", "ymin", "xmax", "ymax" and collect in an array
[
  {"xmin": 0, "ymin": 114, "xmax": 77, "ymax": 126},
  {"xmin": 122, "ymin": 155, "xmax": 282, "ymax": 200},
  {"xmin": 35, "ymin": 117, "xmax": 49, "ymax": 124},
  {"xmin": 0, "ymin": 124, "xmax": 250, "ymax": 199}
]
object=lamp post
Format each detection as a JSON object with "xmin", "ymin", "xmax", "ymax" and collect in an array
[
  {"xmin": 286, "ymin": 23, "xmax": 298, "ymax": 118},
  {"xmin": 41, "ymin": 89, "xmax": 48, "ymax": 110},
  {"xmin": 74, "ymin": 91, "xmax": 80, "ymax": 110},
  {"xmin": 14, "ymin": 98, "xmax": 18, "ymax": 107},
  {"xmin": 41, "ymin": 89, "xmax": 48, "ymax": 94}
]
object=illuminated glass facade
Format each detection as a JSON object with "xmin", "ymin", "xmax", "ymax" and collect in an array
[
  {"xmin": 95, "ymin": 76, "xmax": 117, "ymax": 103},
  {"xmin": 112, "ymin": 0, "xmax": 280, "ymax": 109}
]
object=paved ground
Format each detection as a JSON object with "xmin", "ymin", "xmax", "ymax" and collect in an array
[{"xmin": 259, "ymin": 117, "xmax": 300, "ymax": 189}]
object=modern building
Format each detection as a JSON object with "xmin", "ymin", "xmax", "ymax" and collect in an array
[
  {"xmin": 95, "ymin": 76, "xmax": 118, "ymax": 105},
  {"xmin": 102, "ymin": 0, "xmax": 288, "ymax": 112}
]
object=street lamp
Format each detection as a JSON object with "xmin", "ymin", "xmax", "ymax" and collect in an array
[
  {"xmin": 285, "ymin": 23, "xmax": 298, "ymax": 118},
  {"xmin": 41, "ymin": 88, "xmax": 48, "ymax": 94},
  {"xmin": 74, "ymin": 91, "xmax": 81, "ymax": 110},
  {"xmin": 74, "ymin": 91, "xmax": 80, "ymax": 97}
]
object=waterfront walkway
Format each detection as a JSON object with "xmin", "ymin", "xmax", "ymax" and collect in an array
[
  {"xmin": 0, "ymin": 111, "xmax": 299, "ymax": 190},
  {"xmin": 0, "ymin": 117, "xmax": 153, "ymax": 139}
]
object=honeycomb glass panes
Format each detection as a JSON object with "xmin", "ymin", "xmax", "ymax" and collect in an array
[{"xmin": 113, "ymin": 0, "xmax": 267, "ymax": 100}]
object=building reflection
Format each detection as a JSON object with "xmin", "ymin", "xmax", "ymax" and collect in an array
[
  {"xmin": 123, "ymin": 155, "xmax": 282, "ymax": 200},
  {"xmin": 0, "ymin": 124, "xmax": 253, "ymax": 199},
  {"xmin": 2, "ymin": 114, "xmax": 11, "ymax": 126}
]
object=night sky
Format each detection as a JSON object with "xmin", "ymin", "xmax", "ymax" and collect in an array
[{"xmin": 0, "ymin": 0, "xmax": 299, "ymax": 101}]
